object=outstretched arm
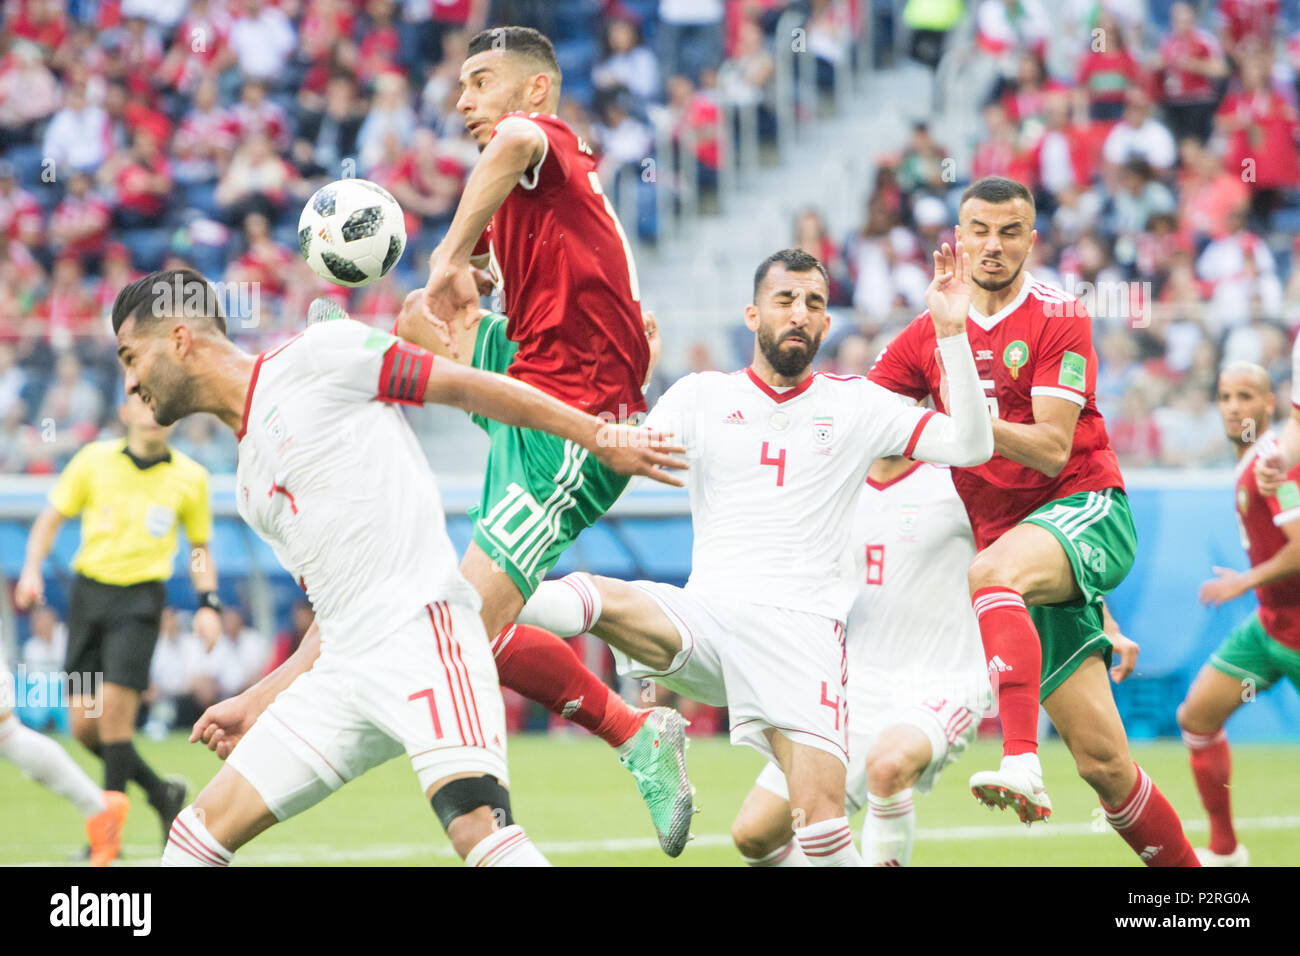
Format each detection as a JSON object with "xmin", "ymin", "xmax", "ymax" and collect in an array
[
  {"xmin": 907, "ymin": 244, "xmax": 995, "ymax": 468},
  {"xmin": 422, "ymin": 359, "xmax": 687, "ymax": 486}
]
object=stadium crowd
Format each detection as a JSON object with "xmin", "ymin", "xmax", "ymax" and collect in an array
[{"xmin": 0, "ymin": 0, "xmax": 1297, "ymax": 476}]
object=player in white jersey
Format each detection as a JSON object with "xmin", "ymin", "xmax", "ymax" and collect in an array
[
  {"xmin": 516, "ymin": 247, "xmax": 995, "ymax": 866},
  {"xmin": 109, "ymin": 269, "xmax": 685, "ymax": 867},
  {"xmin": 729, "ymin": 457, "xmax": 991, "ymax": 866},
  {"xmin": 1, "ymin": 657, "xmax": 128, "ymax": 865}
]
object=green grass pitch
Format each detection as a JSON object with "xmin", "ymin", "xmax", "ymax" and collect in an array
[{"xmin": 3, "ymin": 733, "xmax": 1298, "ymax": 866}]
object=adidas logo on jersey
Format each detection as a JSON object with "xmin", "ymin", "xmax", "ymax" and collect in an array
[
  {"xmin": 723, "ymin": 410, "xmax": 747, "ymax": 425},
  {"xmin": 988, "ymin": 656, "xmax": 1013, "ymax": 673},
  {"xmin": 1140, "ymin": 845, "xmax": 1163, "ymax": 862}
]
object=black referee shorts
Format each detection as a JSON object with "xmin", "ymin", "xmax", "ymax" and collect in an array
[{"xmin": 65, "ymin": 574, "xmax": 166, "ymax": 693}]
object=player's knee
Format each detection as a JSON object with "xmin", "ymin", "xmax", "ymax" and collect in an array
[
  {"xmin": 1073, "ymin": 743, "xmax": 1129, "ymax": 795},
  {"xmin": 431, "ymin": 774, "xmax": 513, "ymax": 837},
  {"xmin": 1175, "ymin": 699, "xmax": 1220, "ymax": 736},
  {"xmin": 866, "ymin": 750, "xmax": 914, "ymax": 797},
  {"xmin": 730, "ymin": 814, "xmax": 784, "ymax": 860},
  {"xmin": 967, "ymin": 551, "xmax": 1012, "ymax": 594}
]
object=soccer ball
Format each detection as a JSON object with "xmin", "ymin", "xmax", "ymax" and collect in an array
[{"xmin": 298, "ymin": 178, "xmax": 406, "ymax": 288}]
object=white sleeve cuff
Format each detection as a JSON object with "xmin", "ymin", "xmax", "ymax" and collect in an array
[{"xmin": 1031, "ymin": 385, "xmax": 1086, "ymax": 407}]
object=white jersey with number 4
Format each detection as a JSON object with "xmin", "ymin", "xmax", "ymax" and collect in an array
[
  {"xmin": 849, "ymin": 462, "xmax": 990, "ymax": 714},
  {"xmin": 645, "ymin": 367, "xmax": 940, "ymax": 622},
  {"xmin": 235, "ymin": 319, "xmax": 480, "ymax": 655}
]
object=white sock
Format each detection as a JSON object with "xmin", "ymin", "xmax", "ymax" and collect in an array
[
  {"xmin": 162, "ymin": 806, "xmax": 234, "ymax": 867},
  {"xmin": 0, "ymin": 714, "xmax": 106, "ymax": 818},
  {"xmin": 795, "ymin": 816, "xmax": 863, "ymax": 866},
  {"xmin": 864, "ymin": 789, "xmax": 915, "ymax": 866},
  {"xmin": 516, "ymin": 573, "xmax": 602, "ymax": 637},
  {"xmin": 464, "ymin": 824, "xmax": 551, "ymax": 867},
  {"xmin": 741, "ymin": 838, "xmax": 812, "ymax": 867},
  {"xmin": 1001, "ymin": 751, "xmax": 1043, "ymax": 779}
]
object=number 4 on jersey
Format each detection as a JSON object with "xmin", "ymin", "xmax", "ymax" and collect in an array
[{"xmin": 760, "ymin": 442, "xmax": 786, "ymax": 486}]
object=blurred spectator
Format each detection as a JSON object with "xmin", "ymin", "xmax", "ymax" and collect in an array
[
  {"xmin": 716, "ymin": 13, "xmax": 776, "ymax": 137},
  {"xmin": 0, "ymin": 344, "xmax": 26, "ymax": 419},
  {"xmin": 1076, "ymin": 15, "xmax": 1143, "ymax": 122},
  {"xmin": 1102, "ymin": 87, "xmax": 1178, "ymax": 175},
  {"xmin": 1155, "ymin": 381, "xmax": 1232, "ymax": 466},
  {"xmin": 171, "ymin": 413, "xmax": 238, "ymax": 474},
  {"xmin": 793, "ymin": 207, "xmax": 849, "ymax": 305},
  {"xmin": 268, "ymin": 600, "xmax": 315, "ymax": 672},
  {"xmin": 106, "ymin": 130, "xmax": 174, "ymax": 229},
  {"xmin": 382, "ymin": 127, "xmax": 465, "ymax": 241},
  {"xmin": 658, "ymin": 0, "xmax": 725, "ymax": 86},
  {"xmin": 1196, "ymin": 207, "xmax": 1281, "ymax": 328},
  {"xmin": 1111, "ymin": 382, "xmax": 1163, "ymax": 467},
  {"xmin": 0, "ymin": 162, "xmax": 45, "ymax": 250},
  {"xmin": 1214, "ymin": 0, "xmax": 1278, "ymax": 66},
  {"xmin": 215, "ymin": 133, "xmax": 300, "ymax": 224},
  {"xmin": 36, "ymin": 255, "xmax": 99, "ymax": 353},
  {"xmin": 42, "ymin": 81, "xmax": 111, "ymax": 174},
  {"xmin": 834, "ymin": 332, "xmax": 874, "ymax": 375},
  {"xmin": 358, "ymin": 71, "xmax": 418, "ymax": 173},
  {"xmin": 1158, "ymin": 2, "xmax": 1228, "ymax": 145},
  {"xmin": 1096, "ymin": 328, "xmax": 1143, "ymax": 421},
  {"xmin": 38, "ymin": 351, "xmax": 102, "ymax": 436},
  {"xmin": 174, "ymin": 76, "xmax": 236, "ymax": 191},
  {"xmin": 357, "ymin": 0, "xmax": 402, "ymax": 85},
  {"xmin": 849, "ymin": 204, "xmax": 929, "ymax": 319},
  {"xmin": 895, "ymin": 122, "xmax": 950, "ymax": 198},
  {"xmin": 1106, "ymin": 158, "xmax": 1176, "ymax": 270},
  {"xmin": 17, "ymin": 605, "xmax": 69, "ymax": 733},
  {"xmin": 807, "ymin": 0, "xmax": 855, "ymax": 92},
  {"xmin": 204, "ymin": 607, "xmax": 271, "ymax": 700},
  {"xmin": 1177, "ymin": 138, "xmax": 1249, "ymax": 245},
  {"xmin": 227, "ymin": 211, "xmax": 296, "ymax": 303},
  {"xmin": 228, "ymin": 0, "xmax": 297, "ymax": 82},
  {"xmin": 976, "ymin": 0, "xmax": 1050, "ymax": 63},
  {"xmin": 294, "ymin": 73, "xmax": 366, "ymax": 181},
  {"xmin": 158, "ymin": 0, "xmax": 237, "ymax": 95},
  {"xmin": 903, "ymin": 0, "xmax": 966, "ymax": 71},
  {"xmin": 1214, "ymin": 51, "xmax": 1300, "ymax": 231},
  {"xmin": 995, "ymin": 52, "xmax": 1066, "ymax": 133},
  {"xmin": 144, "ymin": 606, "xmax": 205, "ymax": 737},
  {"xmin": 664, "ymin": 73, "xmax": 721, "ymax": 195},
  {"xmin": 0, "ymin": 400, "xmax": 32, "ymax": 474},
  {"xmin": 0, "ymin": 39, "xmax": 61, "ymax": 142},
  {"xmin": 48, "ymin": 171, "xmax": 112, "ymax": 267},
  {"xmin": 593, "ymin": 18, "xmax": 661, "ymax": 107},
  {"xmin": 226, "ymin": 78, "xmax": 291, "ymax": 152}
]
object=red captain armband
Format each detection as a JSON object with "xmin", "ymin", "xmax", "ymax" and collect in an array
[{"xmin": 378, "ymin": 341, "xmax": 434, "ymax": 406}]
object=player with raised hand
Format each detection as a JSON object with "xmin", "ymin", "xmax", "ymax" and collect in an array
[
  {"xmin": 868, "ymin": 175, "xmax": 1197, "ymax": 865},
  {"xmin": 730, "ymin": 456, "xmax": 991, "ymax": 867},
  {"xmin": 110, "ymin": 269, "xmax": 684, "ymax": 867},
  {"xmin": 1179, "ymin": 363, "xmax": 1300, "ymax": 867},
  {"xmin": 516, "ymin": 247, "xmax": 994, "ymax": 866},
  {"xmin": 392, "ymin": 26, "xmax": 695, "ymax": 854}
]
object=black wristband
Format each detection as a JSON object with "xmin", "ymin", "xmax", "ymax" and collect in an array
[{"xmin": 198, "ymin": 591, "xmax": 222, "ymax": 613}]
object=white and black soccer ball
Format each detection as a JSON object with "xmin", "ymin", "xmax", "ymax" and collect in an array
[{"xmin": 298, "ymin": 178, "xmax": 406, "ymax": 288}]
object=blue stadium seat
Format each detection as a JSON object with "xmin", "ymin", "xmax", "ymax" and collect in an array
[
  {"xmin": 121, "ymin": 228, "xmax": 174, "ymax": 272},
  {"xmin": 0, "ymin": 521, "xmax": 28, "ymax": 578},
  {"xmin": 617, "ymin": 517, "xmax": 692, "ymax": 582},
  {"xmin": 571, "ymin": 521, "xmax": 636, "ymax": 577}
]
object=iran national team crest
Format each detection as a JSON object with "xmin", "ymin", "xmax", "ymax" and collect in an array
[
  {"xmin": 1003, "ymin": 340, "xmax": 1029, "ymax": 379},
  {"xmin": 813, "ymin": 416, "xmax": 834, "ymax": 445}
]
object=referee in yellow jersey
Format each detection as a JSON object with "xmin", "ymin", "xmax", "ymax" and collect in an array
[{"xmin": 15, "ymin": 390, "xmax": 220, "ymax": 856}]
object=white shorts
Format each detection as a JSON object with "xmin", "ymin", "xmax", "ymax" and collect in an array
[
  {"xmin": 611, "ymin": 582, "xmax": 849, "ymax": 766},
  {"xmin": 227, "ymin": 601, "xmax": 508, "ymax": 821},
  {"xmin": 756, "ymin": 669, "xmax": 985, "ymax": 813}
]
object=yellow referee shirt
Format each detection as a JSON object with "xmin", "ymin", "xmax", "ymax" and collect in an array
[{"xmin": 49, "ymin": 439, "xmax": 212, "ymax": 587}]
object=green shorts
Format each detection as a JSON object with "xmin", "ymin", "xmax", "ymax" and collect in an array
[
  {"xmin": 1020, "ymin": 487, "xmax": 1138, "ymax": 699},
  {"xmin": 1209, "ymin": 610, "xmax": 1300, "ymax": 692},
  {"xmin": 467, "ymin": 312, "xmax": 630, "ymax": 599}
]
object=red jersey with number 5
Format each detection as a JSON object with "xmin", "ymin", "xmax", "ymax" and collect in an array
[
  {"xmin": 1235, "ymin": 440, "xmax": 1300, "ymax": 651},
  {"xmin": 868, "ymin": 273, "xmax": 1125, "ymax": 549},
  {"xmin": 478, "ymin": 112, "xmax": 648, "ymax": 418}
]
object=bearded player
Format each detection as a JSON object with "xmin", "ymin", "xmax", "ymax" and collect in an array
[
  {"xmin": 868, "ymin": 176, "xmax": 1198, "ymax": 866},
  {"xmin": 730, "ymin": 456, "xmax": 992, "ymax": 867},
  {"xmin": 1179, "ymin": 363, "xmax": 1300, "ymax": 867},
  {"xmin": 517, "ymin": 247, "xmax": 994, "ymax": 866},
  {"xmin": 390, "ymin": 26, "xmax": 690, "ymax": 853},
  {"xmin": 111, "ymin": 269, "xmax": 683, "ymax": 867}
]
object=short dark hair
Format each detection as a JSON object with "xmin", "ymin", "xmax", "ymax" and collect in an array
[
  {"xmin": 111, "ymin": 269, "xmax": 227, "ymax": 337},
  {"xmin": 467, "ymin": 26, "xmax": 561, "ymax": 78},
  {"xmin": 753, "ymin": 249, "xmax": 830, "ymax": 299},
  {"xmin": 959, "ymin": 176, "xmax": 1036, "ymax": 213}
]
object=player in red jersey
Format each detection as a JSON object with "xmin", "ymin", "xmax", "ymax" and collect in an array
[
  {"xmin": 870, "ymin": 176, "xmax": 1198, "ymax": 865},
  {"xmin": 392, "ymin": 27, "xmax": 694, "ymax": 854},
  {"xmin": 1179, "ymin": 363, "xmax": 1300, "ymax": 866}
]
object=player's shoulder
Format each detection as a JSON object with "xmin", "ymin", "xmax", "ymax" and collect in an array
[
  {"xmin": 499, "ymin": 111, "xmax": 573, "ymax": 143},
  {"xmin": 67, "ymin": 438, "xmax": 123, "ymax": 469},
  {"xmin": 1021, "ymin": 273, "xmax": 1091, "ymax": 325}
]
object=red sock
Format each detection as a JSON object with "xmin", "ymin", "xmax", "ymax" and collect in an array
[
  {"xmin": 1183, "ymin": 728, "xmax": 1236, "ymax": 855},
  {"xmin": 971, "ymin": 586, "xmax": 1041, "ymax": 756},
  {"xmin": 491, "ymin": 624, "xmax": 646, "ymax": 747},
  {"xmin": 1102, "ymin": 763, "xmax": 1200, "ymax": 867}
]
